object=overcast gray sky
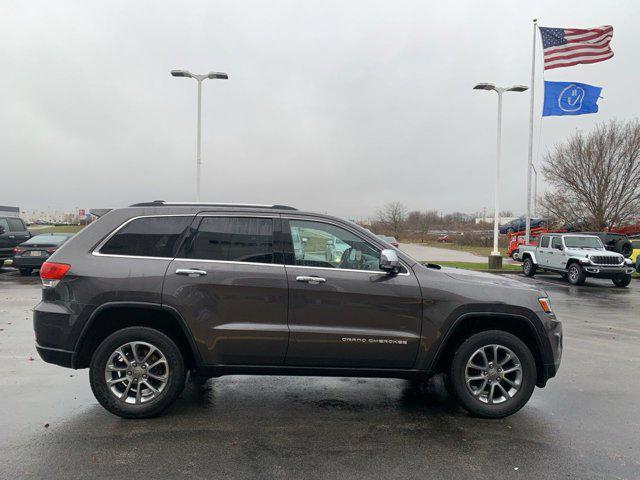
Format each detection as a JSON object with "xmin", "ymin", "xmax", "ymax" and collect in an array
[{"xmin": 2, "ymin": 1, "xmax": 638, "ymax": 219}]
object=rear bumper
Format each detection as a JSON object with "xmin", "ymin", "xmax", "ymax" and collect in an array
[
  {"xmin": 12, "ymin": 256, "xmax": 47, "ymax": 268},
  {"xmin": 35, "ymin": 344, "xmax": 74, "ymax": 368}
]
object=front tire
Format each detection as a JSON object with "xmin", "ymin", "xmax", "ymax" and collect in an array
[
  {"xmin": 449, "ymin": 330, "xmax": 536, "ymax": 418},
  {"xmin": 89, "ymin": 327, "xmax": 186, "ymax": 419},
  {"xmin": 522, "ymin": 258, "xmax": 536, "ymax": 277},
  {"xmin": 612, "ymin": 274, "xmax": 632, "ymax": 288},
  {"xmin": 567, "ymin": 263, "xmax": 586, "ymax": 285}
]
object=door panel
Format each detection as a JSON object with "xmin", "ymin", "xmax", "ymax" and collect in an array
[
  {"xmin": 281, "ymin": 217, "xmax": 422, "ymax": 368},
  {"xmin": 161, "ymin": 215, "xmax": 289, "ymax": 366},
  {"xmin": 284, "ymin": 266, "xmax": 422, "ymax": 368},
  {"xmin": 163, "ymin": 260, "xmax": 289, "ymax": 365}
]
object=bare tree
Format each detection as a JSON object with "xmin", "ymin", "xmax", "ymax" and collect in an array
[
  {"xmin": 406, "ymin": 210, "xmax": 436, "ymax": 242},
  {"xmin": 376, "ymin": 202, "xmax": 408, "ymax": 239},
  {"xmin": 540, "ymin": 119, "xmax": 640, "ymax": 230}
]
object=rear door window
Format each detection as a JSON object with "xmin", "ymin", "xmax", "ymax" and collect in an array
[
  {"xmin": 7, "ymin": 218, "xmax": 26, "ymax": 231},
  {"xmin": 99, "ymin": 216, "xmax": 192, "ymax": 258},
  {"xmin": 0, "ymin": 218, "xmax": 9, "ymax": 233},
  {"xmin": 181, "ymin": 216, "xmax": 274, "ymax": 264},
  {"xmin": 551, "ymin": 237, "xmax": 563, "ymax": 249},
  {"xmin": 539, "ymin": 236, "xmax": 549, "ymax": 248}
]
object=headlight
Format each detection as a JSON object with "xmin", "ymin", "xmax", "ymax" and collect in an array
[
  {"xmin": 538, "ymin": 297, "xmax": 553, "ymax": 314},
  {"xmin": 624, "ymin": 258, "xmax": 633, "ymax": 265}
]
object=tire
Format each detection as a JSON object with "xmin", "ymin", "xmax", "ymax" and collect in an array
[
  {"xmin": 567, "ymin": 263, "xmax": 586, "ymax": 285},
  {"xmin": 612, "ymin": 274, "xmax": 632, "ymax": 288},
  {"xmin": 448, "ymin": 330, "xmax": 537, "ymax": 418},
  {"xmin": 616, "ymin": 239, "xmax": 633, "ymax": 258},
  {"xmin": 89, "ymin": 326, "xmax": 186, "ymax": 419},
  {"xmin": 510, "ymin": 251, "xmax": 518, "ymax": 261},
  {"xmin": 522, "ymin": 257, "xmax": 536, "ymax": 277},
  {"xmin": 19, "ymin": 268, "xmax": 33, "ymax": 276}
]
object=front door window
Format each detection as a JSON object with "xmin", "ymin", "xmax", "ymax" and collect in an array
[{"xmin": 287, "ymin": 220, "xmax": 380, "ymax": 271}]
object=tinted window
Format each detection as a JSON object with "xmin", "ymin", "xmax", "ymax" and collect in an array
[
  {"xmin": 540, "ymin": 236, "xmax": 550, "ymax": 248},
  {"xmin": 100, "ymin": 216, "xmax": 192, "ymax": 257},
  {"xmin": 7, "ymin": 218, "xmax": 25, "ymax": 231},
  {"xmin": 183, "ymin": 217, "xmax": 274, "ymax": 263},
  {"xmin": 551, "ymin": 237, "xmax": 563, "ymax": 249},
  {"xmin": 287, "ymin": 220, "xmax": 380, "ymax": 271},
  {"xmin": 0, "ymin": 218, "xmax": 9, "ymax": 232}
]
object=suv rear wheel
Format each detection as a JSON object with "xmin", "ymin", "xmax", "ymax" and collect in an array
[
  {"xmin": 449, "ymin": 330, "xmax": 536, "ymax": 418},
  {"xmin": 89, "ymin": 326, "xmax": 186, "ymax": 419}
]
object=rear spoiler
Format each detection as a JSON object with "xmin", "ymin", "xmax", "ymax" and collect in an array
[{"xmin": 89, "ymin": 209, "xmax": 112, "ymax": 218}]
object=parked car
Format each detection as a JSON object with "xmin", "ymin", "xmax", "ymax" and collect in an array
[
  {"xmin": 519, "ymin": 233, "xmax": 635, "ymax": 287},
  {"xmin": 12, "ymin": 233, "xmax": 73, "ymax": 275},
  {"xmin": 577, "ymin": 232, "xmax": 633, "ymax": 258},
  {"xmin": 377, "ymin": 235, "xmax": 399, "ymax": 248},
  {"xmin": 0, "ymin": 216, "xmax": 31, "ymax": 266},
  {"xmin": 630, "ymin": 239, "xmax": 640, "ymax": 273},
  {"xmin": 499, "ymin": 217, "xmax": 546, "ymax": 235},
  {"xmin": 34, "ymin": 201, "xmax": 562, "ymax": 419}
]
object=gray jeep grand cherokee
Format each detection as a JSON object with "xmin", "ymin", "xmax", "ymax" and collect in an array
[{"xmin": 34, "ymin": 201, "xmax": 562, "ymax": 419}]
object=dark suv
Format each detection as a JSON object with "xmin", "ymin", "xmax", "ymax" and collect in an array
[
  {"xmin": 34, "ymin": 202, "xmax": 562, "ymax": 419},
  {"xmin": 0, "ymin": 214, "xmax": 31, "ymax": 265}
]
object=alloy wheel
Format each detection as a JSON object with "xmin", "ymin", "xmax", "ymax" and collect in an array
[
  {"xmin": 104, "ymin": 341, "xmax": 170, "ymax": 405},
  {"xmin": 464, "ymin": 344, "xmax": 523, "ymax": 404}
]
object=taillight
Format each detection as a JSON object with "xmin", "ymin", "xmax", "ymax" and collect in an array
[
  {"xmin": 40, "ymin": 262, "xmax": 70, "ymax": 288},
  {"xmin": 13, "ymin": 247, "xmax": 26, "ymax": 254},
  {"xmin": 46, "ymin": 247, "xmax": 57, "ymax": 254}
]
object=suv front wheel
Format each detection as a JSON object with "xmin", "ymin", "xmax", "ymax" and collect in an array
[
  {"xmin": 449, "ymin": 330, "xmax": 536, "ymax": 418},
  {"xmin": 89, "ymin": 327, "xmax": 186, "ymax": 419}
]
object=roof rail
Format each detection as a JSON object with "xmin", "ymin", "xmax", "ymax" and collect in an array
[{"xmin": 129, "ymin": 200, "xmax": 298, "ymax": 211}]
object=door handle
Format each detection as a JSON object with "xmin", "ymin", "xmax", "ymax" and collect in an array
[
  {"xmin": 296, "ymin": 275, "xmax": 326, "ymax": 285},
  {"xmin": 175, "ymin": 268, "xmax": 207, "ymax": 277}
]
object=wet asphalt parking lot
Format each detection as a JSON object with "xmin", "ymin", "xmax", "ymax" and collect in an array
[{"xmin": 0, "ymin": 267, "xmax": 639, "ymax": 480}]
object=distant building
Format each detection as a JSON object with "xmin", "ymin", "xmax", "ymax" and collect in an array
[{"xmin": 0, "ymin": 205, "xmax": 20, "ymax": 217}]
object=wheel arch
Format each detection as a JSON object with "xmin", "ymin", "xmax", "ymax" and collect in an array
[
  {"xmin": 429, "ymin": 311, "xmax": 550, "ymax": 387},
  {"xmin": 73, "ymin": 302, "xmax": 201, "ymax": 369},
  {"xmin": 521, "ymin": 251, "xmax": 537, "ymax": 264}
]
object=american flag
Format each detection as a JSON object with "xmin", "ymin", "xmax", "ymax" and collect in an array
[{"xmin": 539, "ymin": 26, "xmax": 614, "ymax": 70}]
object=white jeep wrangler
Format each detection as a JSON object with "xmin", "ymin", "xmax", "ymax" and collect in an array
[{"xmin": 518, "ymin": 233, "xmax": 635, "ymax": 287}]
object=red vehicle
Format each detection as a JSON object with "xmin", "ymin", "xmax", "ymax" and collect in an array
[{"xmin": 507, "ymin": 227, "xmax": 566, "ymax": 260}]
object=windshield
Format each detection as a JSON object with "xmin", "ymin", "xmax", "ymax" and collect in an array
[
  {"xmin": 24, "ymin": 234, "xmax": 69, "ymax": 245},
  {"xmin": 563, "ymin": 236, "xmax": 603, "ymax": 249}
]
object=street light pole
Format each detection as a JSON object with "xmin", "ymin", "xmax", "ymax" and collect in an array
[
  {"xmin": 473, "ymin": 83, "xmax": 528, "ymax": 268},
  {"xmin": 531, "ymin": 163, "xmax": 538, "ymax": 217},
  {"xmin": 171, "ymin": 69, "xmax": 229, "ymax": 202}
]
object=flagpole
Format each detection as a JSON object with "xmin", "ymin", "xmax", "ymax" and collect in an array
[{"xmin": 525, "ymin": 18, "xmax": 537, "ymax": 244}]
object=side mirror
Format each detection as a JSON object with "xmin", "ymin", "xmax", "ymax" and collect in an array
[{"xmin": 380, "ymin": 249, "xmax": 400, "ymax": 274}]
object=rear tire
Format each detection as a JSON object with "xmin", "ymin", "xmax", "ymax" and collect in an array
[
  {"xmin": 19, "ymin": 268, "xmax": 33, "ymax": 276},
  {"xmin": 89, "ymin": 326, "xmax": 186, "ymax": 419},
  {"xmin": 612, "ymin": 274, "xmax": 631, "ymax": 288},
  {"xmin": 522, "ymin": 258, "xmax": 536, "ymax": 277},
  {"xmin": 567, "ymin": 263, "xmax": 586, "ymax": 285},
  {"xmin": 449, "ymin": 330, "xmax": 536, "ymax": 418}
]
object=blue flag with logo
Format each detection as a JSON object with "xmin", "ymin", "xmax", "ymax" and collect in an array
[{"xmin": 542, "ymin": 81, "xmax": 602, "ymax": 117}]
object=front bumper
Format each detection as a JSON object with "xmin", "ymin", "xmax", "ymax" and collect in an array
[
  {"xmin": 537, "ymin": 312, "xmax": 562, "ymax": 386},
  {"xmin": 583, "ymin": 265, "xmax": 634, "ymax": 278}
]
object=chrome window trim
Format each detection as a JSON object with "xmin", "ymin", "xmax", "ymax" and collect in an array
[
  {"xmin": 283, "ymin": 215, "xmax": 411, "ymax": 276},
  {"xmin": 92, "ymin": 214, "xmax": 195, "ymax": 258},
  {"xmin": 171, "ymin": 257, "xmax": 284, "ymax": 268},
  {"xmin": 285, "ymin": 263, "xmax": 410, "ymax": 276}
]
